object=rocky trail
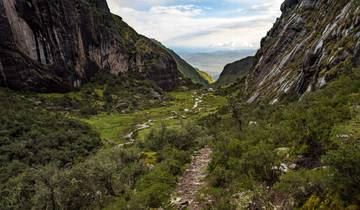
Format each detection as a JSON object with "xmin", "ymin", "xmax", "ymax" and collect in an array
[
  {"xmin": 117, "ymin": 92, "xmax": 214, "ymax": 209},
  {"xmin": 171, "ymin": 147, "xmax": 212, "ymax": 210}
]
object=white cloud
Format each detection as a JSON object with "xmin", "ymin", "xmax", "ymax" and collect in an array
[
  {"xmin": 150, "ymin": 5, "xmax": 203, "ymax": 16},
  {"xmin": 107, "ymin": 0, "xmax": 282, "ymax": 50}
]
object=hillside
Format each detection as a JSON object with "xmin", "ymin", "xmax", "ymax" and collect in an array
[
  {"xmin": 197, "ymin": 0, "xmax": 360, "ymax": 209},
  {"xmin": 215, "ymin": 56, "xmax": 254, "ymax": 87},
  {"xmin": 197, "ymin": 69, "xmax": 215, "ymax": 84},
  {"xmin": 0, "ymin": 0, "xmax": 187, "ymax": 92},
  {"xmin": 151, "ymin": 40, "xmax": 211, "ymax": 86}
]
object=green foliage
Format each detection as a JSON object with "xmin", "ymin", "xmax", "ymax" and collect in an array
[
  {"xmin": 105, "ymin": 123, "xmax": 203, "ymax": 209},
  {"xmin": 0, "ymin": 147, "xmax": 145, "ymax": 210},
  {"xmin": 204, "ymin": 69, "xmax": 360, "ymax": 208},
  {"xmin": 323, "ymin": 140, "xmax": 360, "ymax": 203},
  {"xmin": 142, "ymin": 123, "xmax": 203, "ymax": 151},
  {"xmin": 0, "ymin": 88, "xmax": 102, "ymax": 210},
  {"xmin": 39, "ymin": 73, "xmax": 164, "ymax": 117}
]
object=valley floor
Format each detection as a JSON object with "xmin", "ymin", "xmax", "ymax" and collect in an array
[
  {"xmin": 85, "ymin": 90, "xmax": 226, "ymax": 209},
  {"xmin": 82, "ymin": 90, "xmax": 226, "ymax": 145}
]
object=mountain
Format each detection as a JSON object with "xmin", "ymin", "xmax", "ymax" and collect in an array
[
  {"xmin": 152, "ymin": 40, "xmax": 211, "ymax": 86},
  {"xmin": 1, "ymin": 0, "xmax": 360, "ymax": 209},
  {"xmin": 178, "ymin": 49, "xmax": 256, "ymax": 80},
  {"xmin": 0, "ymin": 0, "xmax": 188, "ymax": 92},
  {"xmin": 245, "ymin": 0, "xmax": 360, "ymax": 103},
  {"xmin": 215, "ymin": 56, "xmax": 254, "ymax": 87},
  {"xmin": 203, "ymin": 1, "xmax": 360, "ymax": 209}
]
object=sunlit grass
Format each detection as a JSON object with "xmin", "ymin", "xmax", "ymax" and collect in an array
[{"xmin": 81, "ymin": 90, "xmax": 227, "ymax": 143}]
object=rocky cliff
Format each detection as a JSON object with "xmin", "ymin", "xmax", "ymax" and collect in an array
[
  {"xmin": 0, "ymin": 0, "xmax": 183, "ymax": 92},
  {"xmin": 246, "ymin": 0, "xmax": 360, "ymax": 103},
  {"xmin": 216, "ymin": 56, "xmax": 254, "ymax": 87}
]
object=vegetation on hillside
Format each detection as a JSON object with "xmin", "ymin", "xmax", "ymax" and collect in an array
[
  {"xmin": 200, "ymin": 67, "xmax": 360, "ymax": 209},
  {"xmin": 38, "ymin": 73, "xmax": 166, "ymax": 117},
  {"xmin": 0, "ymin": 72, "xmax": 226, "ymax": 209},
  {"xmin": 1, "ymin": 66, "xmax": 359, "ymax": 209},
  {"xmin": 197, "ymin": 69, "xmax": 215, "ymax": 84},
  {"xmin": 0, "ymin": 88, "xmax": 102, "ymax": 209}
]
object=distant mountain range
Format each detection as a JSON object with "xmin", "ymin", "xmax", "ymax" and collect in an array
[{"xmin": 177, "ymin": 49, "xmax": 257, "ymax": 80}]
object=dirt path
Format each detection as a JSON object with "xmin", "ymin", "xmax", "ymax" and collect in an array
[{"xmin": 171, "ymin": 147, "xmax": 212, "ymax": 210}]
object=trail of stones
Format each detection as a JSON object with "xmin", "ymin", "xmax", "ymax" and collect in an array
[
  {"xmin": 171, "ymin": 147, "xmax": 212, "ymax": 210},
  {"xmin": 117, "ymin": 91, "xmax": 213, "ymax": 209}
]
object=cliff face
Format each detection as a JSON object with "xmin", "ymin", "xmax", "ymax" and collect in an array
[
  {"xmin": 247, "ymin": 0, "xmax": 360, "ymax": 103},
  {"xmin": 0, "ymin": 0, "xmax": 183, "ymax": 92},
  {"xmin": 216, "ymin": 56, "xmax": 254, "ymax": 87}
]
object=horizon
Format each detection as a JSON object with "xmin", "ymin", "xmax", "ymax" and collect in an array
[{"xmin": 107, "ymin": 0, "xmax": 283, "ymax": 52}]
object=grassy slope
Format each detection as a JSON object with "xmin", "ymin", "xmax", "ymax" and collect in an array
[
  {"xmin": 83, "ymin": 90, "xmax": 226, "ymax": 144},
  {"xmin": 197, "ymin": 69, "xmax": 215, "ymax": 84}
]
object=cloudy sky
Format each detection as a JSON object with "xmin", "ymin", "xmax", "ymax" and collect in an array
[{"xmin": 106, "ymin": 0, "xmax": 283, "ymax": 52}]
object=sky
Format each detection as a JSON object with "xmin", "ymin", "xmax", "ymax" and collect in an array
[{"xmin": 106, "ymin": 0, "xmax": 283, "ymax": 52}]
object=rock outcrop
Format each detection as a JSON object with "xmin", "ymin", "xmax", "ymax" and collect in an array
[
  {"xmin": 0, "ymin": 0, "xmax": 183, "ymax": 92},
  {"xmin": 246, "ymin": 0, "xmax": 360, "ymax": 103}
]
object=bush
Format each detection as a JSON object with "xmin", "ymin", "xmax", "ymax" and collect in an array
[
  {"xmin": 143, "ymin": 123, "xmax": 203, "ymax": 151},
  {"xmin": 0, "ymin": 88, "xmax": 102, "ymax": 210}
]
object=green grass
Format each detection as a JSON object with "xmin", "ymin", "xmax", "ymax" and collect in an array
[
  {"xmin": 82, "ymin": 91, "xmax": 226, "ymax": 143},
  {"xmin": 331, "ymin": 106, "xmax": 360, "ymax": 140},
  {"xmin": 137, "ymin": 91, "xmax": 227, "ymax": 142},
  {"xmin": 38, "ymin": 91, "xmax": 82, "ymax": 100},
  {"xmin": 197, "ymin": 69, "xmax": 215, "ymax": 84}
]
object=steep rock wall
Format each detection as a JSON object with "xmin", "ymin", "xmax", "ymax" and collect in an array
[
  {"xmin": 247, "ymin": 0, "xmax": 360, "ymax": 103},
  {"xmin": 0, "ymin": 0, "xmax": 182, "ymax": 92}
]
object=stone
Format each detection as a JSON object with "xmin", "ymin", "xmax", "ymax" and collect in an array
[
  {"xmin": 249, "ymin": 121, "xmax": 258, "ymax": 125},
  {"xmin": 280, "ymin": 163, "xmax": 289, "ymax": 173},
  {"xmin": 336, "ymin": 134, "xmax": 350, "ymax": 138},
  {"xmin": 289, "ymin": 163, "xmax": 297, "ymax": 170}
]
